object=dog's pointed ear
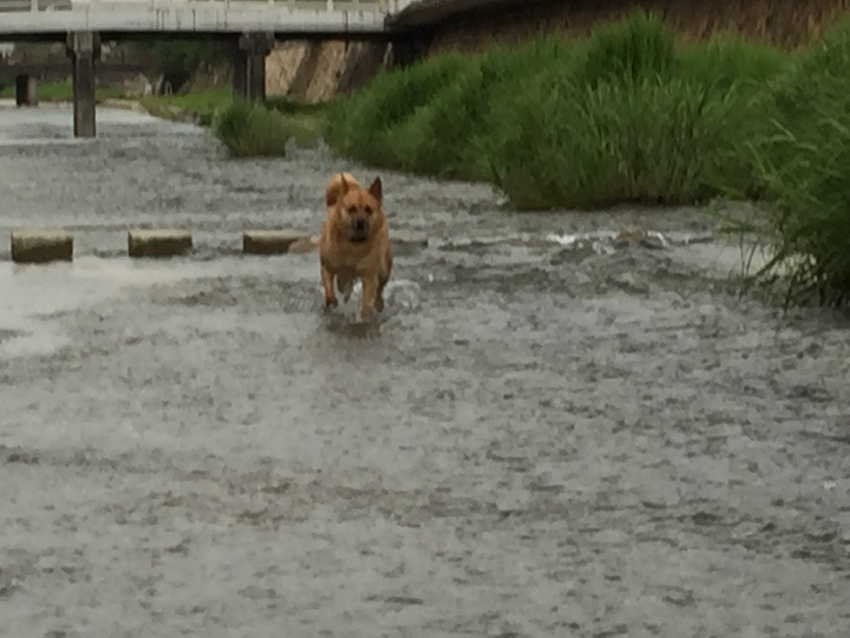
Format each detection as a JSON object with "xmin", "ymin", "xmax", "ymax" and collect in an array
[
  {"xmin": 368, "ymin": 177, "xmax": 382, "ymax": 203},
  {"xmin": 326, "ymin": 173, "xmax": 348, "ymax": 207}
]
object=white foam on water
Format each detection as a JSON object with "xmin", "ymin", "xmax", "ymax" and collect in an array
[{"xmin": 545, "ymin": 231, "xmax": 617, "ymax": 246}]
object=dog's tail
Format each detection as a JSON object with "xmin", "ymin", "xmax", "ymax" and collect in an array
[{"xmin": 325, "ymin": 172, "xmax": 359, "ymax": 208}]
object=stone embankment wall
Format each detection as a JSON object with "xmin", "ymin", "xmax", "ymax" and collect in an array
[
  {"xmin": 187, "ymin": 0, "xmax": 850, "ymax": 103},
  {"xmin": 265, "ymin": 40, "xmax": 388, "ymax": 102},
  {"xmin": 425, "ymin": 0, "xmax": 850, "ymax": 54},
  {"xmin": 182, "ymin": 40, "xmax": 388, "ymax": 103}
]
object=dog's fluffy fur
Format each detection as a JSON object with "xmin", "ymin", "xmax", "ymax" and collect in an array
[{"xmin": 319, "ymin": 172, "xmax": 393, "ymax": 319}]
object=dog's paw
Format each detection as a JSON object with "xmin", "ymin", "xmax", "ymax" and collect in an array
[{"xmin": 324, "ymin": 297, "xmax": 339, "ymax": 310}]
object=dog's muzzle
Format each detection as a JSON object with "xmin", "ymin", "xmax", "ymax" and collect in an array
[{"xmin": 351, "ymin": 218, "xmax": 369, "ymax": 241}]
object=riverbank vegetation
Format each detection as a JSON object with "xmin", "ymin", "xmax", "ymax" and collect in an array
[
  {"xmin": 135, "ymin": 88, "xmax": 324, "ymax": 154},
  {"xmin": 139, "ymin": 87, "xmax": 232, "ymax": 125},
  {"xmin": 325, "ymin": 13, "xmax": 793, "ymax": 210},
  {"xmin": 734, "ymin": 21, "xmax": 850, "ymax": 307},
  {"xmin": 0, "ymin": 79, "xmax": 121, "ymax": 103},
  {"xmin": 315, "ymin": 11, "xmax": 850, "ymax": 307},
  {"xmin": 210, "ymin": 99, "xmax": 324, "ymax": 157}
]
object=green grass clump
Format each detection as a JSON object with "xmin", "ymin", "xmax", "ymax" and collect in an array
[
  {"xmin": 395, "ymin": 37, "xmax": 580, "ymax": 180},
  {"xmin": 575, "ymin": 10, "xmax": 677, "ymax": 87},
  {"xmin": 486, "ymin": 74, "xmax": 768, "ymax": 210},
  {"xmin": 0, "ymin": 79, "xmax": 120, "ymax": 102},
  {"xmin": 739, "ymin": 18, "xmax": 850, "ymax": 307},
  {"xmin": 139, "ymin": 90, "xmax": 324, "ymax": 155},
  {"xmin": 139, "ymin": 86, "xmax": 233, "ymax": 123},
  {"xmin": 324, "ymin": 53, "xmax": 468, "ymax": 168},
  {"xmin": 211, "ymin": 100, "xmax": 299, "ymax": 157},
  {"xmin": 323, "ymin": 10, "xmax": 793, "ymax": 211},
  {"xmin": 487, "ymin": 24, "xmax": 791, "ymax": 209}
]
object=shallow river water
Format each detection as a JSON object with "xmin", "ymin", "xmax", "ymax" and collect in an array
[{"xmin": 0, "ymin": 102, "xmax": 849, "ymax": 638}]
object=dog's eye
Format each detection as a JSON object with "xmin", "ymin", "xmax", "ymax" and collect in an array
[
  {"xmin": 347, "ymin": 206, "xmax": 357, "ymax": 215},
  {"xmin": 364, "ymin": 206, "xmax": 373, "ymax": 215}
]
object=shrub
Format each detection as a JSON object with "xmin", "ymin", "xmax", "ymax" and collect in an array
[
  {"xmin": 212, "ymin": 101, "xmax": 295, "ymax": 158},
  {"xmin": 384, "ymin": 61, "xmax": 487, "ymax": 177},
  {"xmin": 743, "ymin": 18, "xmax": 850, "ymax": 306},
  {"xmin": 394, "ymin": 35, "xmax": 579, "ymax": 180},
  {"xmin": 478, "ymin": 13, "xmax": 782, "ymax": 209},
  {"xmin": 678, "ymin": 32, "xmax": 793, "ymax": 92},
  {"xmin": 323, "ymin": 53, "xmax": 469, "ymax": 168},
  {"xmin": 485, "ymin": 74, "xmax": 767, "ymax": 210},
  {"xmin": 576, "ymin": 10, "xmax": 677, "ymax": 87},
  {"xmin": 323, "ymin": 10, "xmax": 793, "ymax": 211}
]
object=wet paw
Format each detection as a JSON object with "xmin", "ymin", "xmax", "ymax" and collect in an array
[{"xmin": 324, "ymin": 297, "xmax": 338, "ymax": 310}]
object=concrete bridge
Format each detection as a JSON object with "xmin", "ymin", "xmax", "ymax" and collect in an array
[
  {"xmin": 0, "ymin": 0, "xmax": 403, "ymax": 40},
  {"xmin": 1, "ymin": 0, "xmax": 423, "ymax": 136}
]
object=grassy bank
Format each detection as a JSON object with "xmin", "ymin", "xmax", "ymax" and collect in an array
[
  {"xmin": 138, "ymin": 87, "xmax": 325, "ymax": 154},
  {"xmin": 139, "ymin": 86, "xmax": 233, "ymax": 125},
  {"xmin": 325, "ymin": 13, "xmax": 794, "ymax": 210},
  {"xmin": 732, "ymin": 20, "xmax": 850, "ymax": 307},
  {"xmin": 315, "ymin": 11, "xmax": 850, "ymax": 308},
  {"xmin": 210, "ymin": 100, "xmax": 323, "ymax": 157},
  {"xmin": 0, "ymin": 79, "xmax": 121, "ymax": 102}
]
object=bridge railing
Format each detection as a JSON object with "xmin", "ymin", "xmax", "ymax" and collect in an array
[{"xmin": 0, "ymin": 0, "xmax": 405, "ymax": 12}]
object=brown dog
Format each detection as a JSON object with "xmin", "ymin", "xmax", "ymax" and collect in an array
[{"xmin": 319, "ymin": 172, "xmax": 393, "ymax": 319}]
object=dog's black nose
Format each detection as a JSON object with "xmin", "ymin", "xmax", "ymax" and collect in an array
[{"xmin": 353, "ymin": 218, "xmax": 367, "ymax": 233}]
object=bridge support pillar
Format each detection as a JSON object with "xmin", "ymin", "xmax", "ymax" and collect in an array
[
  {"xmin": 15, "ymin": 75, "xmax": 38, "ymax": 107},
  {"xmin": 65, "ymin": 31, "xmax": 101, "ymax": 138},
  {"xmin": 233, "ymin": 32, "xmax": 275, "ymax": 102}
]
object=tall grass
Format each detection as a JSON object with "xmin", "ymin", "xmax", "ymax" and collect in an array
[
  {"xmin": 741, "ymin": 18, "xmax": 850, "ymax": 307},
  {"xmin": 575, "ymin": 11, "xmax": 677, "ymax": 87},
  {"xmin": 324, "ymin": 11, "xmax": 793, "ymax": 211},
  {"xmin": 324, "ymin": 53, "xmax": 468, "ymax": 168},
  {"xmin": 322, "ymin": 10, "xmax": 850, "ymax": 307},
  {"xmin": 140, "ymin": 86, "xmax": 233, "ymax": 124},
  {"xmin": 487, "ymin": 74, "xmax": 769, "ymax": 210},
  {"xmin": 211, "ymin": 101, "xmax": 302, "ymax": 157}
]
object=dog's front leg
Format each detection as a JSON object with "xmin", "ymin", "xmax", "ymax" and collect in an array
[
  {"xmin": 359, "ymin": 274, "xmax": 379, "ymax": 320},
  {"xmin": 337, "ymin": 273, "xmax": 354, "ymax": 303},
  {"xmin": 320, "ymin": 263, "xmax": 338, "ymax": 308}
]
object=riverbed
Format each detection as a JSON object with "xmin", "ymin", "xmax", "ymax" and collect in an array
[{"xmin": 1, "ymin": 102, "xmax": 848, "ymax": 637}]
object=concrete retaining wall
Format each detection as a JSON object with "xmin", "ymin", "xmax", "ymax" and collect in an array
[
  {"xmin": 265, "ymin": 39, "xmax": 389, "ymax": 102},
  {"xmin": 180, "ymin": 39, "xmax": 388, "ymax": 103}
]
